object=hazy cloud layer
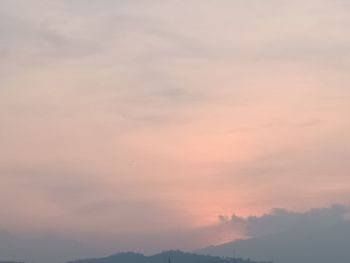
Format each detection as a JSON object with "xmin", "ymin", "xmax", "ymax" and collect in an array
[{"xmin": 1, "ymin": 0, "xmax": 350, "ymax": 258}]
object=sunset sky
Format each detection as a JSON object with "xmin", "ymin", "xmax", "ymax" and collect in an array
[{"xmin": 1, "ymin": 0, "xmax": 350, "ymax": 255}]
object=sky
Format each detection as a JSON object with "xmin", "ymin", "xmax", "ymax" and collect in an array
[{"xmin": 1, "ymin": 0, "xmax": 350, "ymax": 256}]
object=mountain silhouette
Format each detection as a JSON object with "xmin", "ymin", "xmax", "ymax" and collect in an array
[{"xmin": 68, "ymin": 250, "xmax": 271, "ymax": 263}]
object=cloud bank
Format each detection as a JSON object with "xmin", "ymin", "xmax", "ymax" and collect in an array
[{"xmin": 219, "ymin": 205, "xmax": 350, "ymax": 239}]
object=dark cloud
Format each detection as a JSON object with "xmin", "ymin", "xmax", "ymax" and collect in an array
[
  {"xmin": 219, "ymin": 205, "xmax": 350, "ymax": 238},
  {"xmin": 200, "ymin": 205, "xmax": 350, "ymax": 263}
]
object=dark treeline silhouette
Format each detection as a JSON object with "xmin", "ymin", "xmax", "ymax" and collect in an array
[{"xmin": 68, "ymin": 250, "xmax": 272, "ymax": 263}]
